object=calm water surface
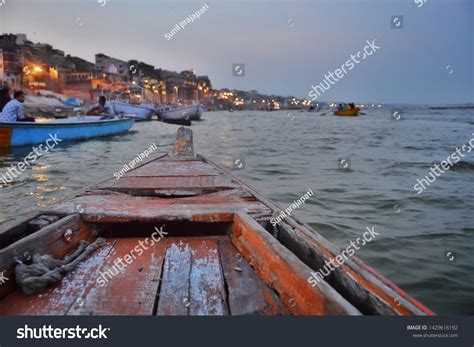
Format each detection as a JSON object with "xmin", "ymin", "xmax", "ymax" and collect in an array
[{"xmin": 1, "ymin": 108, "xmax": 473, "ymax": 315}]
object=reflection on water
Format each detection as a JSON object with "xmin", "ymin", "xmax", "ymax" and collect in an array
[
  {"xmin": 32, "ymin": 174, "xmax": 49, "ymax": 182},
  {"xmin": 0, "ymin": 107, "xmax": 473, "ymax": 314}
]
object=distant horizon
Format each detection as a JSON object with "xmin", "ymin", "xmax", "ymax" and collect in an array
[
  {"xmin": 0, "ymin": 0, "xmax": 472, "ymax": 104},
  {"xmin": 2, "ymin": 30, "xmax": 471, "ymax": 107}
]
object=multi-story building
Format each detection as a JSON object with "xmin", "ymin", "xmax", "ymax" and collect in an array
[
  {"xmin": 95, "ymin": 54, "xmax": 128, "ymax": 80},
  {"xmin": 59, "ymin": 71, "xmax": 94, "ymax": 100},
  {"xmin": 0, "ymin": 48, "xmax": 22, "ymax": 89}
]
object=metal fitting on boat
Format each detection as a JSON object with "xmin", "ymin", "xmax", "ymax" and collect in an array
[{"xmin": 63, "ymin": 229, "xmax": 74, "ymax": 242}]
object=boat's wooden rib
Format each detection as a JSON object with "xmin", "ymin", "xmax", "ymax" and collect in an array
[{"xmin": 0, "ymin": 127, "xmax": 434, "ymax": 316}]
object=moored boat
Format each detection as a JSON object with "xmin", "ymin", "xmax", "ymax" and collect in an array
[
  {"xmin": 0, "ymin": 116, "xmax": 135, "ymax": 147},
  {"xmin": 0, "ymin": 128, "xmax": 433, "ymax": 316},
  {"xmin": 156, "ymin": 104, "xmax": 204, "ymax": 122},
  {"xmin": 191, "ymin": 104, "xmax": 204, "ymax": 120},
  {"xmin": 111, "ymin": 101, "xmax": 155, "ymax": 121},
  {"xmin": 333, "ymin": 108, "xmax": 360, "ymax": 116}
]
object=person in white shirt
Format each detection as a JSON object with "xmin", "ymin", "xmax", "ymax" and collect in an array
[{"xmin": 0, "ymin": 91, "xmax": 35, "ymax": 122}]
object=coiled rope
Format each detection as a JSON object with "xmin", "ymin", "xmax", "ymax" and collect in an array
[{"xmin": 15, "ymin": 238, "xmax": 107, "ymax": 295}]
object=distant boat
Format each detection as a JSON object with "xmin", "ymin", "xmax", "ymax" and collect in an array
[
  {"xmin": 110, "ymin": 101, "xmax": 155, "ymax": 121},
  {"xmin": 0, "ymin": 116, "xmax": 135, "ymax": 147},
  {"xmin": 308, "ymin": 105, "xmax": 321, "ymax": 112},
  {"xmin": 156, "ymin": 104, "xmax": 204, "ymax": 122},
  {"xmin": 333, "ymin": 108, "xmax": 360, "ymax": 117}
]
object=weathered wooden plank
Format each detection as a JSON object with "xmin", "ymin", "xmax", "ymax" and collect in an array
[
  {"xmin": 96, "ymin": 175, "xmax": 238, "ymax": 192},
  {"xmin": 0, "ymin": 240, "xmax": 115, "ymax": 315},
  {"xmin": 218, "ymin": 239, "xmax": 289, "ymax": 315},
  {"xmin": 188, "ymin": 238, "xmax": 229, "ymax": 316},
  {"xmin": 126, "ymin": 161, "xmax": 220, "ymax": 177},
  {"xmin": 28, "ymin": 215, "xmax": 60, "ymax": 232},
  {"xmin": 52, "ymin": 195, "xmax": 269, "ymax": 223},
  {"xmin": 0, "ymin": 211, "xmax": 40, "ymax": 249},
  {"xmin": 230, "ymin": 213, "xmax": 361, "ymax": 316},
  {"xmin": 156, "ymin": 239, "xmax": 192, "ymax": 315},
  {"xmin": 67, "ymin": 237, "xmax": 166, "ymax": 315}
]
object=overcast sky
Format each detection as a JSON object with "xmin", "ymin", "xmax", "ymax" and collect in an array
[{"xmin": 0, "ymin": 0, "xmax": 472, "ymax": 104}]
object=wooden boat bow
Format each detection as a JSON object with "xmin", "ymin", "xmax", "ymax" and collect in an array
[{"xmin": 0, "ymin": 128, "xmax": 433, "ymax": 316}]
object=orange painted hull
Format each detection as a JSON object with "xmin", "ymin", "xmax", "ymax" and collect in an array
[{"xmin": 334, "ymin": 108, "xmax": 360, "ymax": 116}]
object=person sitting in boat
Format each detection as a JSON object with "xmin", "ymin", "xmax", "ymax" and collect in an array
[
  {"xmin": 87, "ymin": 96, "xmax": 112, "ymax": 115},
  {"xmin": 0, "ymin": 91, "xmax": 35, "ymax": 123},
  {"xmin": 0, "ymin": 87, "xmax": 12, "ymax": 112}
]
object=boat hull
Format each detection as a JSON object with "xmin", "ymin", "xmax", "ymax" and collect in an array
[
  {"xmin": 0, "ymin": 128, "xmax": 433, "ymax": 316},
  {"xmin": 189, "ymin": 104, "xmax": 204, "ymax": 120},
  {"xmin": 333, "ymin": 108, "xmax": 360, "ymax": 116},
  {"xmin": 111, "ymin": 101, "xmax": 155, "ymax": 120},
  {"xmin": 157, "ymin": 104, "xmax": 203, "ymax": 121},
  {"xmin": 0, "ymin": 117, "xmax": 135, "ymax": 147}
]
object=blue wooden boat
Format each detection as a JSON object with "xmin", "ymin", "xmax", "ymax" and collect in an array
[{"xmin": 0, "ymin": 116, "xmax": 135, "ymax": 147}]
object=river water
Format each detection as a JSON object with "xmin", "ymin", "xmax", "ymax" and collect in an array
[{"xmin": 0, "ymin": 108, "xmax": 473, "ymax": 315}]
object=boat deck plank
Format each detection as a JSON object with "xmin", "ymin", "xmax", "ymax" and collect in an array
[
  {"xmin": 156, "ymin": 236, "xmax": 288, "ymax": 316},
  {"xmin": 188, "ymin": 238, "xmax": 228, "ymax": 316},
  {"xmin": 52, "ymin": 195, "xmax": 271, "ymax": 222},
  {"xmin": 67, "ymin": 237, "xmax": 166, "ymax": 316},
  {"xmin": 157, "ymin": 239, "xmax": 193, "ymax": 315}
]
